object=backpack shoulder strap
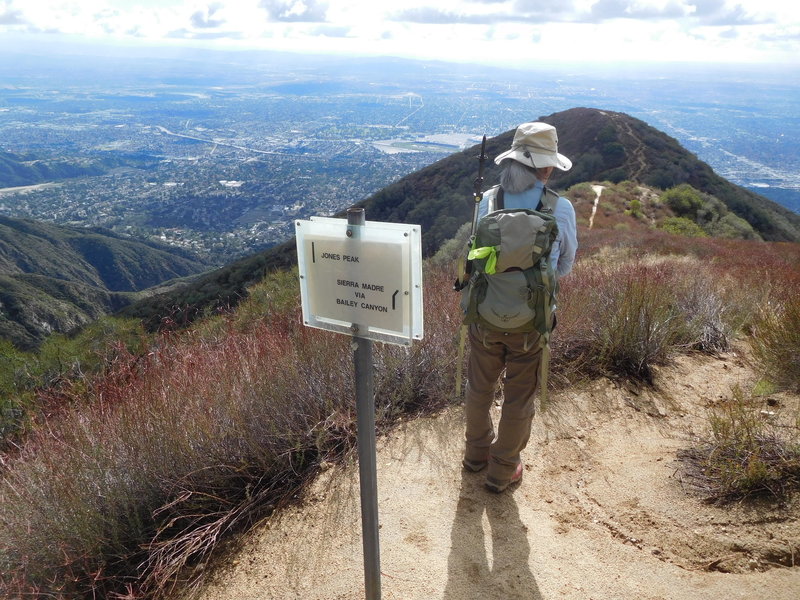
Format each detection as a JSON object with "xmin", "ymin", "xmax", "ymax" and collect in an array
[
  {"xmin": 537, "ymin": 186, "xmax": 560, "ymax": 214},
  {"xmin": 482, "ymin": 185, "xmax": 503, "ymax": 213},
  {"xmin": 497, "ymin": 184, "xmax": 557, "ymax": 213}
]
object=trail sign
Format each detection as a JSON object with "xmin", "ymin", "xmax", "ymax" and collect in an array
[
  {"xmin": 296, "ymin": 209, "xmax": 423, "ymax": 599},
  {"xmin": 295, "ymin": 215, "xmax": 423, "ymax": 346}
]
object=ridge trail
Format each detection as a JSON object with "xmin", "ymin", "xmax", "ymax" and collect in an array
[
  {"xmin": 610, "ymin": 113, "xmax": 648, "ymax": 182},
  {"xmin": 193, "ymin": 348, "xmax": 800, "ymax": 600}
]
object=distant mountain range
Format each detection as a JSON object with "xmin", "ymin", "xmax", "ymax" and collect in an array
[
  {"xmin": 0, "ymin": 216, "xmax": 212, "ymax": 349},
  {"xmin": 4, "ymin": 107, "xmax": 799, "ymax": 347},
  {"xmin": 119, "ymin": 107, "xmax": 800, "ymax": 330}
]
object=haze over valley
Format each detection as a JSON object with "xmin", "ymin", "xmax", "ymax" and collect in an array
[{"xmin": 1, "ymin": 48, "xmax": 798, "ymax": 264}]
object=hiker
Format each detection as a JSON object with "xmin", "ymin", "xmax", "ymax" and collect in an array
[{"xmin": 461, "ymin": 122, "xmax": 578, "ymax": 493}]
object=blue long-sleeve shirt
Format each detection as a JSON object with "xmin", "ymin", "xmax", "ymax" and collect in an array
[{"xmin": 479, "ymin": 180, "xmax": 578, "ymax": 278}]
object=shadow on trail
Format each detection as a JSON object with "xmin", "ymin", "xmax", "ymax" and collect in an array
[{"xmin": 443, "ymin": 471, "xmax": 543, "ymax": 600}]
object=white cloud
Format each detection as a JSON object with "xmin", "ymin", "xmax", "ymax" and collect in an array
[
  {"xmin": 190, "ymin": 3, "xmax": 226, "ymax": 29},
  {"xmin": 0, "ymin": 0, "xmax": 24, "ymax": 25},
  {"xmin": 0, "ymin": 0, "xmax": 797, "ymax": 64},
  {"xmin": 259, "ymin": 0, "xmax": 329, "ymax": 23},
  {"xmin": 587, "ymin": 0, "xmax": 690, "ymax": 22}
]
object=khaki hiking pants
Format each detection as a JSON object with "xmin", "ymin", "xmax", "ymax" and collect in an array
[{"xmin": 464, "ymin": 323, "xmax": 543, "ymax": 485}]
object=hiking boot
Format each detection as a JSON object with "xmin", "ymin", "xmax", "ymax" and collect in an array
[
  {"xmin": 484, "ymin": 462, "xmax": 523, "ymax": 493},
  {"xmin": 462, "ymin": 457, "xmax": 489, "ymax": 473}
]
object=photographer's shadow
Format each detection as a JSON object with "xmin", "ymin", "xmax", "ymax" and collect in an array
[{"xmin": 443, "ymin": 471, "xmax": 543, "ymax": 600}]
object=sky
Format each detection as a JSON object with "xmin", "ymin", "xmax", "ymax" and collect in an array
[{"xmin": 1, "ymin": 0, "xmax": 799, "ymax": 66}]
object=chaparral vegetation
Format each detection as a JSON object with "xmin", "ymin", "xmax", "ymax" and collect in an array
[{"xmin": 2, "ymin": 181, "xmax": 799, "ymax": 598}]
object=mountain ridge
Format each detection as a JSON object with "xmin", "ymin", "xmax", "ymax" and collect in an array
[
  {"xmin": 118, "ymin": 107, "xmax": 800, "ymax": 330},
  {"xmin": 4, "ymin": 107, "xmax": 798, "ymax": 343},
  {"xmin": 0, "ymin": 150, "xmax": 124, "ymax": 188},
  {"xmin": 0, "ymin": 216, "xmax": 212, "ymax": 349},
  {"xmin": 545, "ymin": 108, "xmax": 800, "ymax": 243}
]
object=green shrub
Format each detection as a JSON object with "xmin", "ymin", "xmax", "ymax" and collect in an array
[
  {"xmin": 0, "ymin": 340, "xmax": 32, "ymax": 443},
  {"xmin": 662, "ymin": 183, "xmax": 705, "ymax": 218},
  {"xmin": 706, "ymin": 212, "xmax": 759, "ymax": 240},
  {"xmin": 661, "ymin": 184, "xmax": 759, "ymax": 241},
  {"xmin": 660, "ymin": 216, "xmax": 708, "ymax": 237},
  {"xmin": 30, "ymin": 317, "xmax": 149, "ymax": 386},
  {"xmin": 429, "ymin": 221, "xmax": 470, "ymax": 267},
  {"xmin": 3, "ymin": 318, "xmax": 148, "ymax": 447},
  {"xmin": 226, "ymin": 268, "xmax": 302, "ymax": 334},
  {"xmin": 626, "ymin": 197, "xmax": 643, "ymax": 218}
]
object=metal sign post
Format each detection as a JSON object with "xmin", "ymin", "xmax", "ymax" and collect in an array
[
  {"xmin": 349, "ymin": 207, "xmax": 381, "ymax": 600},
  {"xmin": 295, "ymin": 209, "xmax": 423, "ymax": 600}
]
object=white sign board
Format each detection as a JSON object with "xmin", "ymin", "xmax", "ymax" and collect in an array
[{"xmin": 295, "ymin": 216, "xmax": 423, "ymax": 346}]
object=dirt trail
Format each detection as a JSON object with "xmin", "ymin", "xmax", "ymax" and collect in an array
[
  {"xmin": 195, "ymin": 348, "xmax": 800, "ymax": 600},
  {"xmin": 610, "ymin": 112, "xmax": 648, "ymax": 182},
  {"xmin": 589, "ymin": 185, "xmax": 604, "ymax": 229}
]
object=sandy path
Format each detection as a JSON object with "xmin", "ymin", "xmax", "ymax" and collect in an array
[
  {"xmin": 195, "ymin": 349, "xmax": 800, "ymax": 600},
  {"xmin": 588, "ymin": 185, "xmax": 604, "ymax": 229}
]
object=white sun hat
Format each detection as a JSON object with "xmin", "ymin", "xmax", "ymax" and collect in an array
[{"xmin": 494, "ymin": 122, "xmax": 572, "ymax": 171}]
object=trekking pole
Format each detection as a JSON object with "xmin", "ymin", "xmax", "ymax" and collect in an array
[
  {"xmin": 470, "ymin": 134, "xmax": 489, "ymax": 244},
  {"xmin": 454, "ymin": 135, "xmax": 487, "ymax": 292},
  {"xmin": 454, "ymin": 135, "xmax": 488, "ymax": 397}
]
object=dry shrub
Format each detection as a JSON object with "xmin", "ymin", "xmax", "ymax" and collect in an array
[
  {"xmin": 0, "ymin": 266, "xmax": 462, "ymax": 599},
  {"xmin": 555, "ymin": 257, "xmax": 721, "ymax": 382},
  {"xmin": 1, "ymin": 313, "xmax": 352, "ymax": 599},
  {"xmin": 751, "ymin": 279, "xmax": 800, "ymax": 392},
  {"xmin": 680, "ymin": 385, "xmax": 800, "ymax": 502},
  {"xmin": 2, "ymin": 230, "xmax": 797, "ymax": 598}
]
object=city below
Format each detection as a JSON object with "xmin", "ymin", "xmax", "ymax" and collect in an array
[{"xmin": 1, "ymin": 51, "xmax": 798, "ymax": 264}]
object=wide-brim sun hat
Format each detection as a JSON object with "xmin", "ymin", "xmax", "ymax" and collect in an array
[{"xmin": 494, "ymin": 122, "xmax": 572, "ymax": 171}]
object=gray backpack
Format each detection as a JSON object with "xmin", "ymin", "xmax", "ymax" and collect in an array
[{"xmin": 460, "ymin": 184, "xmax": 560, "ymax": 337}]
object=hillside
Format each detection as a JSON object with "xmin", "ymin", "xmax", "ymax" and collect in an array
[
  {"xmin": 3, "ymin": 175, "xmax": 798, "ymax": 598},
  {"xmin": 357, "ymin": 107, "xmax": 800, "ymax": 247},
  {"xmin": 544, "ymin": 108, "xmax": 800, "ymax": 243},
  {"xmin": 0, "ymin": 216, "xmax": 212, "ymax": 349},
  {"xmin": 120, "ymin": 107, "xmax": 800, "ymax": 329},
  {"xmin": 0, "ymin": 150, "xmax": 122, "ymax": 188}
]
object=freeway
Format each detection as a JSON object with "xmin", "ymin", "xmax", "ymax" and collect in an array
[{"xmin": 154, "ymin": 126, "xmax": 290, "ymax": 156}]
